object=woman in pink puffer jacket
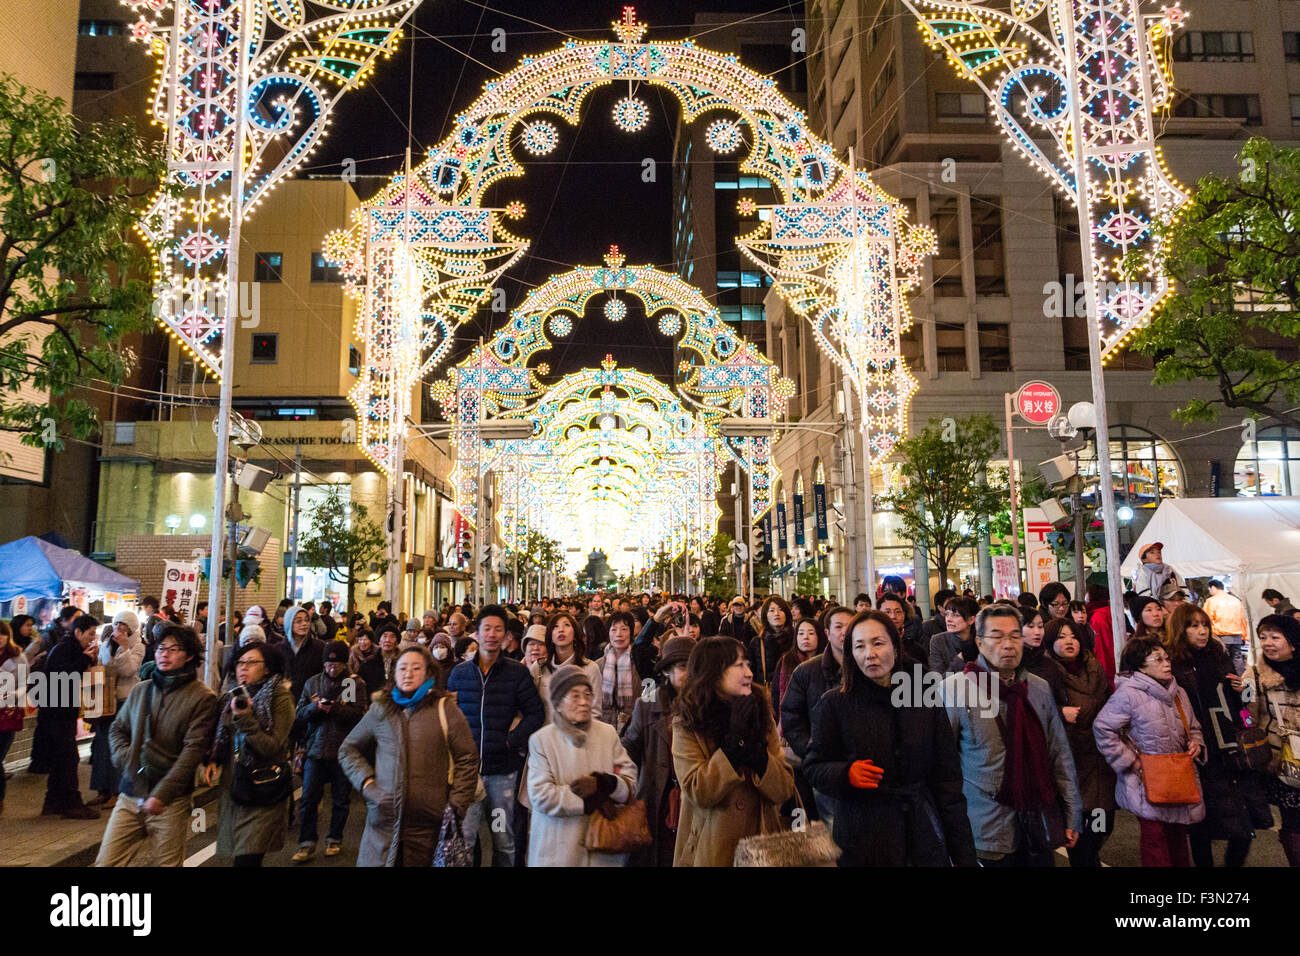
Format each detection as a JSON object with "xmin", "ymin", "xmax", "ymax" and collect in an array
[{"xmin": 1094, "ymin": 636, "xmax": 1205, "ymax": 867}]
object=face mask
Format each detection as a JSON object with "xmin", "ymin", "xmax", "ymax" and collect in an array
[{"xmin": 432, "ymin": 647, "xmax": 448, "ymax": 660}]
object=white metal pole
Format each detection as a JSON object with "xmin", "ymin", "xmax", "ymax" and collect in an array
[
  {"xmin": 1004, "ymin": 393, "xmax": 1023, "ymax": 593},
  {"xmin": 203, "ymin": 0, "xmax": 249, "ymax": 690},
  {"xmin": 1058, "ymin": 0, "xmax": 1127, "ymax": 660}
]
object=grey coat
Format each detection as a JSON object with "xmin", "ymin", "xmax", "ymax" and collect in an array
[
  {"xmin": 940, "ymin": 659, "xmax": 1083, "ymax": 855},
  {"xmin": 213, "ymin": 679, "xmax": 296, "ymax": 859},
  {"xmin": 1092, "ymin": 671, "xmax": 1207, "ymax": 825},
  {"xmin": 338, "ymin": 688, "xmax": 480, "ymax": 867},
  {"xmin": 929, "ymin": 632, "xmax": 975, "ymax": 675}
]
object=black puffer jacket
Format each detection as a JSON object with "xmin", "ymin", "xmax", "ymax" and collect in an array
[
  {"xmin": 804, "ymin": 672, "xmax": 977, "ymax": 867},
  {"xmin": 294, "ymin": 669, "xmax": 368, "ymax": 760},
  {"xmin": 447, "ymin": 653, "xmax": 545, "ymax": 775},
  {"xmin": 779, "ymin": 650, "xmax": 842, "ymax": 759}
]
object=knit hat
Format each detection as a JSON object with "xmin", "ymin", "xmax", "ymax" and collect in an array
[
  {"xmin": 324, "ymin": 640, "xmax": 350, "ymax": 663},
  {"xmin": 404, "ymin": 617, "xmax": 421, "ymax": 633},
  {"xmin": 655, "ymin": 636, "xmax": 696, "ymax": 674},
  {"xmin": 422, "ymin": 609, "xmax": 437, "ymax": 621},
  {"xmin": 238, "ymin": 624, "xmax": 267, "ymax": 646},
  {"xmin": 549, "ymin": 663, "xmax": 593, "ymax": 709},
  {"xmin": 112, "ymin": 610, "xmax": 140, "ymax": 641},
  {"xmin": 244, "ymin": 606, "xmax": 266, "ymax": 625}
]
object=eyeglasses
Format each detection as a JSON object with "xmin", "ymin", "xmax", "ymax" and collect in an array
[
  {"xmin": 155, "ymin": 643, "xmax": 184, "ymax": 654},
  {"xmin": 1049, "ymin": 600, "xmax": 1070, "ymax": 608},
  {"xmin": 1144, "ymin": 652, "xmax": 1170, "ymax": 664}
]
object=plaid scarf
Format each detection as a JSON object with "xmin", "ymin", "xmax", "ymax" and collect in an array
[
  {"xmin": 601, "ymin": 645, "xmax": 635, "ymax": 717},
  {"xmin": 210, "ymin": 677, "xmax": 279, "ymax": 768}
]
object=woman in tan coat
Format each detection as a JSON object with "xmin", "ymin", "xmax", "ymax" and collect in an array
[{"xmin": 671, "ymin": 636, "xmax": 794, "ymax": 866}]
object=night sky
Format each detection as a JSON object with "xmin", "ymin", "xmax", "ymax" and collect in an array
[{"xmin": 311, "ymin": 0, "xmax": 805, "ymax": 385}]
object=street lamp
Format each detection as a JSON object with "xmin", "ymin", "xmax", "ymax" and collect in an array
[
  {"xmin": 165, "ymin": 514, "xmax": 181, "ymax": 534},
  {"xmin": 189, "ymin": 514, "xmax": 206, "ymax": 531}
]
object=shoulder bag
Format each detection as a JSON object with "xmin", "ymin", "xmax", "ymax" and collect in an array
[
  {"xmin": 1229, "ymin": 676, "xmax": 1272, "ymax": 773},
  {"xmin": 1132, "ymin": 694, "xmax": 1201, "ymax": 806},
  {"xmin": 433, "ymin": 696, "xmax": 474, "ymax": 866},
  {"xmin": 229, "ymin": 700, "xmax": 292, "ymax": 806},
  {"xmin": 732, "ymin": 781, "xmax": 840, "ymax": 867}
]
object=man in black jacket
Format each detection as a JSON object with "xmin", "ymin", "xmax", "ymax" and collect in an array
[
  {"xmin": 781, "ymin": 605, "xmax": 853, "ymax": 827},
  {"xmin": 292, "ymin": 640, "xmax": 367, "ymax": 862},
  {"xmin": 38, "ymin": 614, "xmax": 101, "ymax": 818},
  {"xmin": 718, "ymin": 596, "xmax": 756, "ymax": 644},
  {"xmin": 447, "ymin": 604, "xmax": 545, "ymax": 866}
]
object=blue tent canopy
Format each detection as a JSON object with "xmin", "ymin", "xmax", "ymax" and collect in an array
[{"xmin": 0, "ymin": 536, "xmax": 140, "ymax": 602}]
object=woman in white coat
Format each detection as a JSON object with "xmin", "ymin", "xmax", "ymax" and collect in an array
[
  {"xmin": 89, "ymin": 611, "xmax": 145, "ymax": 807},
  {"xmin": 527, "ymin": 664, "xmax": 637, "ymax": 867}
]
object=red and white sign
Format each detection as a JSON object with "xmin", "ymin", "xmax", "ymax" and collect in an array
[
  {"xmin": 1022, "ymin": 508, "xmax": 1060, "ymax": 595},
  {"xmin": 1015, "ymin": 380, "xmax": 1061, "ymax": 425}
]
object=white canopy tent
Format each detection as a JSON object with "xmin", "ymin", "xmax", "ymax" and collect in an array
[{"xmin": 1121, "ymin": 497, "xmax": 1300, "ymax": 641}]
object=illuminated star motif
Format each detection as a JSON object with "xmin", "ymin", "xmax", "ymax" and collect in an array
[
  {"xmin": 612, "ymin": 97, "xmax": 650, "ymax": 132},
  {"xmin": 658, "ymin": 312, "xmax": 682, "ymax": 335},
  {"xmin": 604, "ymin": 298, "xmax": 628, "ymax": 321},
  {"xmin": 705, "ymin": 119, "xmax": 743, "ymax": 153},
  {"xmin": 737, "ymin": 197, "xmax": 758, "ymax": 216},
  {"xmin": 520, "ymin": 120, "xmax": 559, "ymax": 155},
  {"xmin": 504, "ymin": 200, "xmax": 526, "ymax": 218},
  {"xmin": 613, "ymin": 6, "xmax": 649, "ymax": 44},
  {"xmin": 548, "ymin": 314, "xmax": 573, "ymax": 336}
]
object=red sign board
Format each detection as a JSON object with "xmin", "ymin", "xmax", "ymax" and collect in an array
[{"xmin": 1015, "ymin": 381, "xmax": 1061, "ymax": 425}]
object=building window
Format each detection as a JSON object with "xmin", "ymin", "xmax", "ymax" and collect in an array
[
  {"xmin": 254, "ymin": 252, "xmax": 283, "ymax": 282},
  {"xmin": 1235, "ymin": 425, "xmax": 1300, "ymax": 496},
  {"xmin": 899, "ymin": 325, "xmax": 924, "ymax": 372},
  {"xmin": 1287, "ymin": 33, "xmax": 1300, "ymax": 62},
  {"xmin": 1078, "ymin": 425, "xmax": 1182, "ymax": 509},
  {"xmin": 310, "ymin": 252, "xmax": 342, "ymax": 282},
  {"xmin": 78, "ymin": 20, "xmax": 124, "ymax": 36},
  {"xmin": 971, "ymin": 199, "xmax": 1005, "ymax": 294},
  {"xmin": 349, "ymin": 345, "xmax": 362, "ymax": 376},
  {"xmin": 870, "ymin": 58, "xmax": 896, "ymax": 110},
  {"xmin": 977, "ymin": 322, "xmax": 1011, "ymax": 371},
  {"xmin": 936, "ymin": 92, "xmax": 986, "ymax": 121},
  {"xmin": 74, "ymin": 72, "xmax": 114, "ymax": 90},
  {"xmin": 930, "ymin": 195, "xmax": 963, "ymax": 297},
  {"xmin": 1291, "ymin": 95, "xmax": 1300, "ymax": 125},
  {"xmin": 1173, "ymin": 94, "xmax": 1262, "ymax": 125},
  {"xmin": 935, "ymin": 321, "xmax": 968, "ymax": 371},
  {"xmin": 251, "ymin": 333, "xmax": 278, "ymax": 364},
  {"xmin": 717, "ymin": 271, "xmax": 740, "ymax": 289},
  {"xmin": 873, "ymin": 113, "xmax": 900, "ymax": 167},
  {"xmin": 1173, "ymin": 31, "xmax": 1255, "ymax": 62}
]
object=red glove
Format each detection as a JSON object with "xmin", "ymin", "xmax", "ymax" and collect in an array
[{"xmin": 847, "ymin": 759, "xmax": 884, "ymax": 790}]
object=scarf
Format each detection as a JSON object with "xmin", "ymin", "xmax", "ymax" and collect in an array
[
  {"xmin": 210, "ymin": 677, "xmax": 279, "ymax": 767},
  {"xmin": 381, "ymin": 648, "xmax": 399, "ymax": 681},
  {"xmin": 552, "ymin": 709, "xmax": 589, "ymax": 747},
  {"xmin": 965, "ymin": 661, "xmax": 1056, "ymax": 810},
  {"xmin": 390, "ymin": 676, "xmax": 435, "ymax": 708},
  {"xmin": 602, "ymin": 644, "xmax": 635, "ymax": 715},
  {"xmin": 1270, "ymin": 655, "xmax": 1300, "ymax": 691},
  {"xmin": 152, "ymin": 661, "xmax": 197, "ymax": 692}
]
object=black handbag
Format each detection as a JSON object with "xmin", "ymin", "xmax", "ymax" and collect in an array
[{"xmin": 230, "ymin": 736, "xmax": 293, "ymax": 806}]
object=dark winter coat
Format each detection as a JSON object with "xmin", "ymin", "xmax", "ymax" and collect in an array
[
  {"xmin": 1023, "ymin": 645, "xmax": 1064, "ymax": 699},
  {"xmin": 620, "ymin": 686, "xmax": 678, "ymax": 867},
  {"xmin": 41, "ymin": 636, "xmax": 92, "ymax": 719},
  {"xmin": 1052, "ymin": 652, "xmax": 1116, "ymax": 810},
  {"xmin": 213, "ymin": 679, "xmax": 295, "ymax": 858},
  {"xmin": 355, "ymin": 652, "xmax": 389, "ymax": 699},
  {"xmin": 338, "ymin": 687, "xmax": 480, "ymax": 867},
  {"xmin": 718, "ymin": 614, "xmax": 756, "ymax": 646},
  {"xmin": 447, "ymin": 653, "xmax": 546, "ymax": 776},
  {"xmin": 1173, "ymin": 651, "xmax": 1273, "ymax": 838},
  {"xmin": 804, "ymin": 673, "xmax": 977, "ymax": 866},
  {"xmin": 929, "ymin": 631, "xmax": 976, "ymax": 675},
  {"xmin": 294, "ymin": 670, "xmax": 368, "ymax": 761},
  {"xmin": 109, "ymin": 670, "xmax": 218, "ymax": 803},
  {"xmin": 779, "ymin": 650, "xmax": 842, "ymax": 760},
  {"xmin": 748, "ymin": 629, "xmax": 791, "ymax": 687},
  {"xmin": 282, "ymin": 635, "xmax": 326, "ymax": 703}
]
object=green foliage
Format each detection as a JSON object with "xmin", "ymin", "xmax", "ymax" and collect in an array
[
  {"xmin": 0, "ymin": 73, "xmax": 168, "ymax": 450},
  {"xmin": 700, "ymin": 532, "xmax": 740, "ymax": 599},
  {"xmin": 795, "ymin": 562, "xmax": 822, "ymax": 595},
  {"xmin": 296, "ymin": 487, "xmax": 390, "ymax": 613},
  {"xmin": 881, "ymin": 414, "xmax": 1007, "ymax": 580},
  {"xmin": 1126, "ymin": 137, "xmax": 1300, "ymax": 429}
]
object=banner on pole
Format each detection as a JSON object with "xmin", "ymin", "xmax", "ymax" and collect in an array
[
  {"xmin": 992, "ymin": 554, "xmax": 1020, "ymax": 598},
  {"xmin": 761, "ymin": 512, "xmax": 773, "ymax": 559},
  {"xmin": 163, "ymin": 560, "xmax": 200, "ymax": 623},
  {"xmin": 793, "ymin": 493, "xmax": 805, "ymax": 547},
  {"xmin": 813, "ymin": 483, "xmax": 828, "ymax": 541},
  {"xmin": 776, "ymin": 501, "xmax": 788, "ymax": 552}
]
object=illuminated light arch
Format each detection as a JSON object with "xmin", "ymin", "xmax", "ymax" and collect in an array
[
  {"xmin": 470, "ymin": 359, "xmax": 724, "ymax": 565},
  {"xmin": 327, "ymin": 6, "xmax": 931, "ymax": 477},
  {"xmin": 129, "ymin": 0, "xmax": 421, "ymax": 377},
  {"xmin": 898, "ymin": 0, "xmax": 1190, "ymax": 359},
  {"xmin": 432, "ymin": 247, "xmax": 796, "ymax": 528}
]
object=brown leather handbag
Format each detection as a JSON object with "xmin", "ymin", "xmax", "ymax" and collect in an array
[
  {"xmin": 1134, "ymin": 695, "xmax": 1202, "ymax": 806},
  {"xmin": 585, "ymin": 798, "xmax": 653, "ymax": 853}
]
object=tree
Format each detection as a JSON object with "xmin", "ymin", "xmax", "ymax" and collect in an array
[
  {"xmin": 699, "ymin": 532, "xmax": 739, "ymax": 599},
  {"xmin": 881, "ymin": 414, "xmax": 1007, "ymax": 583},
  {"xmin": 0, "ymin": 73, "xmax": 167, "ymax": 450},
  {"xmin": 1127, "ymin": 137, "xmax": 1300, "ymax": 430},
  {"xmin": 296, "ymin": 487, "xmax": 390, "ymax": 613}
]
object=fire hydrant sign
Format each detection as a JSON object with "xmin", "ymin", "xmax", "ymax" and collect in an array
[{"xmin": 1015, "ymin": 380, "xmax": 1060, "ymax": 425}]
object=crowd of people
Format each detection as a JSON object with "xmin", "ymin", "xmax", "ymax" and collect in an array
[{"xmin": 0, "ymin": 572, "xmax": 1297, "ymax": 869}]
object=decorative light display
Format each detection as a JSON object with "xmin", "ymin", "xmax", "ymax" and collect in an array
[
  {"xmin": 705, "ymin": 118, "xmax": 743, "ymax": 153},
  {"xmin": 898, "ymin": 0, "xmax": 1190, "ymax": 360},
  {"xmin": 657, "ymin": 312, "xmax": 681, "ymax": 335},
  {"xmin": 520, "ymin": 119, "xmax": 559, "ymax": 155},
  {"xmin": 130, "ymin": 0, "xmax": 420, "ymax": 379},
  {"xmin": 482, "ymin": 359, "xmax": 725, "ymax": 567},
  {"xmin": 332, "ymin": 6, "xmax": 925, "ymax": 475},
  {"xmin": 604, "ymin": 297, "xmax": 628, "ymax": 321},
  {"xmin": 611, "ymin": 96, "xmax": 650, "ymax": 132},
  {"xmin": 434, "ymin": 251, "xmax": 794, "ymax": 529},
  {"xmin": 548, "ymin": 314, "xmax": 573, "ymax": 336}
]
